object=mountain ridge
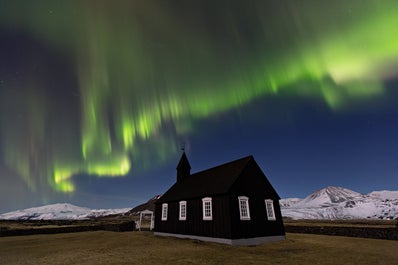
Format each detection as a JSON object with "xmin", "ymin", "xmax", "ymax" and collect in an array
[
  {"xmin": 282, "ymin": 186, "xmax": 398, "ymax": 220},
  {"xmin": 0, "ymin": 203, "xmax": 130, "ymax": 220},
  {"xmin": 1, "ymin": 186, "xmax": 397, "ymax": 220},
  {"xmin": 125, "ymin": 194, "xmax": 161, "ymax": 215}
]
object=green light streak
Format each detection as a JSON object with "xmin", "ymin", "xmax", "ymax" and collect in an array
[{"xmin": 1, "ymin": 0, "xmax": 398, "ymax": 193}]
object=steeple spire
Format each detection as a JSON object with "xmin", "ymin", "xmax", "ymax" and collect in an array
[{"xmin": 176, "ymin": 152, "xmax": 191, "ymax": 182}]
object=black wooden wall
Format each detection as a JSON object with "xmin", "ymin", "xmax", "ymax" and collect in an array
[
  {"xmin": 155, "ymin": 159, "xmax": 285, "ymax": 240},
  {"xmin": 155, "ymin": 195, "xmax": 232, "ymax": 238},
  {"xmin": 229, "ymin": 160, "xmax": 285, "ymax": 239}
]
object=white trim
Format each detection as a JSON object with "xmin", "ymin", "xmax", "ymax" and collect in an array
[
  {"xmin": 265, "ymin": 199, "xmax": 276, "ymax": 221},
  {"xmin": 161, "ymin": 203, "xmax": 168, "ymax": 221},
  {"xmin": 238, "ymin": 196, "xmax": 250, "ymax": 220},
  {"xmin": 138, "ymin": 210, "xmax": 154, "ymax": 231},
  {"xmin": 179, "ymin": 201, "xmax": 187, "ymax": 221},
  {"xmin": 154, "ymin": 232, "xmax": 285, "ymax": 246},
  {"xmin": 202, "ymin": 197, "xmax": 213, "ymax": 220}
]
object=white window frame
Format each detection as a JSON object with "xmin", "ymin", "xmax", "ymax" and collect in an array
[
  {"xmin": 265, "ymin": 199, "xmax": 276, "ymax": 221},
  {"xmin": 179, "ymin": 201, "xmax": 187, "ymax": 221},
  {"xmin": 202, "ymin": 197, "xmax": 213, "ymax": 220},
  {"xmin": 238, "ymin": 196, "xmax": 251, "ymax": 220},
  {"xmin": 161, "ymin": 203, "xmax": 168, "ymax": 221}
]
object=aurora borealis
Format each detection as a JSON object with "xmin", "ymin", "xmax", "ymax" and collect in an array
[{"xmin": 1, "ymin": 0, "xmax": 398, "ymax": 212}]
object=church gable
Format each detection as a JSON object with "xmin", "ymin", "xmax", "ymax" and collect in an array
[{"xmin": 154, "ymin": 153, "xmax": 285, "ymax": 245}]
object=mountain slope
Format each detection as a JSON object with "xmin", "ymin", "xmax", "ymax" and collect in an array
[
  {"xmin": 2, "ymin": 187, "xmax": 397, "ymax": 220},
  {"xmin": 279, "ymin": 198, "xmax": 302, "ymax": 208},
  {"xmin": 282, "ymin": 186, "xmax": 398, "ymax": 220},
  {"xmin": 0, "ymin": 203, "xmax": 130, "ymax": 220},
  {"xmin": 125, "ymin": 195, "xmax": 161, "ymax": 215},
  {"xmin": 294, "ymin": 186, "xmax": 362, "ymax": 207}
]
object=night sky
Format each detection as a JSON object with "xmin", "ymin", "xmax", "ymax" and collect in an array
[{"xmin": 1, "ymin": 0, "xmax": 398, "ymax": 213}]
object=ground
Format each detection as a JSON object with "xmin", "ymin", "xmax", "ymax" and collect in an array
[{"xmin": 1, "ymin": 232, "xmax": 398, "ymax": 264}]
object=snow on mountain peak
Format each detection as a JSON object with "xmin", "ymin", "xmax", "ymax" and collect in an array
[
  {"xmin": 0, "ymin": 203, "xmax": 130, "ymax": 220},
  {"xmin": 282, "ymin": 187, "xmax": 398, "ymax": 220},
  {"xmin": 279, "ymin": 198, "xmax": 302, "ymax": 208},
  {"xmin": 368, "ymin": 190, "xmax": 398, "ymax": 200},
  {"xmin": 296, "ymin": 186, "xmax": 362, "ymax": 207}
]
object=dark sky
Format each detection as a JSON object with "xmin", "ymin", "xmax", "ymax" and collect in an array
[{"xmin": 1, "ymin": 0, "xmax": 398, "ymax": 213}]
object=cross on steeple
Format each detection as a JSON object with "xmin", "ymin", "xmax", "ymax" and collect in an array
[{"xmin": 181, "ymin": 142, "xmax": 186, "ymax": 152}]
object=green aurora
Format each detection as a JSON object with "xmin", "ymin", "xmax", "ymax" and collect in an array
[{"xmin": 0, "ymin": 0, "xmax": 398, "ymax": 193}]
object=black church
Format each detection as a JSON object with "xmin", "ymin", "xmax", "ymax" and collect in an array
[{"xmin": 154, "ymin": 153, "xmax": 285, "ymax": 245}]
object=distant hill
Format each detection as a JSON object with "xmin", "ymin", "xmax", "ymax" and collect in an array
[
  {"xmin": 0, "ymin": 196, "xmax": 163, "ymax": 220},
  {"xmin": 125, "ymin": 195, "xmax": 162, "ymax": 215},
  {"xmin": 279, "ymin": 198, "xmax": 302, "ymax": 208},
  {"xmin": 281, "ymin": 186, "xmax": 398, "ymax": 220},
  {"xmin": 0, "ymin": 203, "xmax": 130, "ymax": 220}
]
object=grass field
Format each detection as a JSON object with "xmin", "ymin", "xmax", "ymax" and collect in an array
[
  {"xmin": 1, "ymin": 232, "xmax": 398, "ymax": 265},
  {"xmin": 284, "ymin": 219, "xmax": 397, "ymax": 228}
]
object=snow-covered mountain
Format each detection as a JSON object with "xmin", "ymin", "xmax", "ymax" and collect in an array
[
  {"xmin": 368, "ymin": 190, "xmax": 398, "ymax": 200},
  {"xmin": 281, "ymin": 186, "xmax": 398, "ymax": 220},
  {"xmin": 279, "ymin": 198, "xmax": 302, "ymax": 208},
  {"xmin": 0, "ymin": 203, "xmax": 130, "ymax": 220},
  {"xmin": 2, "ymin": 187, "xmax": 397, "ymax": 220}
]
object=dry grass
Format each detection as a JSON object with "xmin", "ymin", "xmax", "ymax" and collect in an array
[
  {"xmin": 1, "ymin": 232, "xmax": 397, "ymax": 265},
  {"xmin": 284, "ymin": 219, "xmax": 397, "ymax": 228}
]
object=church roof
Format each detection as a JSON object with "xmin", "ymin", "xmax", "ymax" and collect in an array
[{"xmin": 157, "ymin": 155, "xmax": 255, "ymax": 203}]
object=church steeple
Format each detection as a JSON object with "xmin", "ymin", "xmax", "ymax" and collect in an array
[{"xmin": 176, "ymin": 152, "xmax": 191, "ymax": 182}]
